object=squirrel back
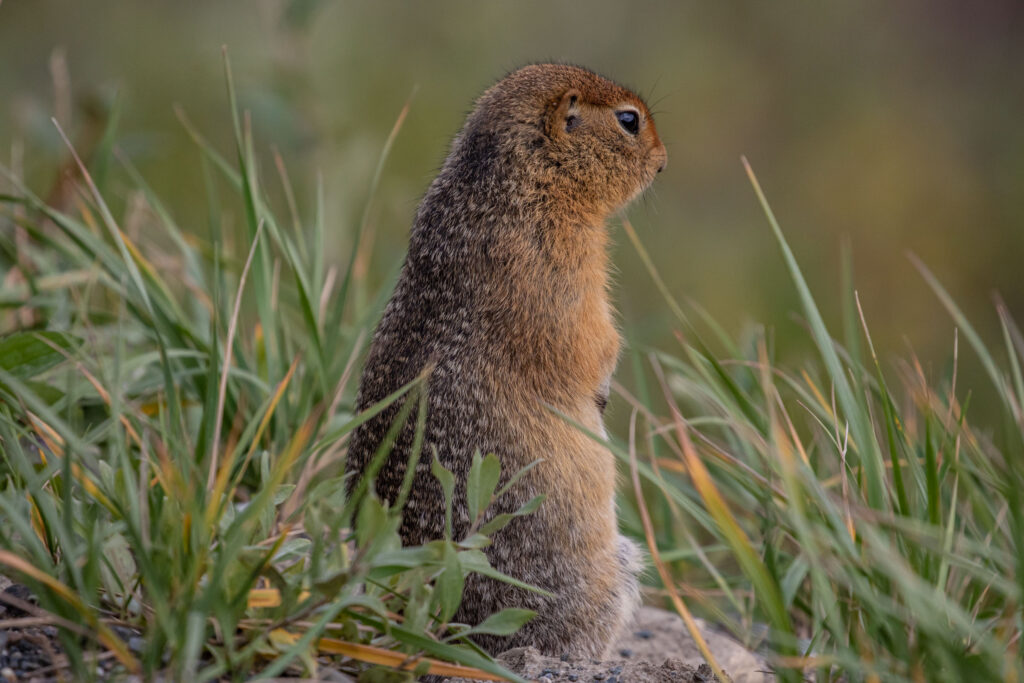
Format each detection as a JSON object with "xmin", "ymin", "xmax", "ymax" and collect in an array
[{"xmin": 346, "ymin": 63, "xmax": 666, "ymax": 657}]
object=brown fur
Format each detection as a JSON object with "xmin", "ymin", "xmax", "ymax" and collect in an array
[{"xmin": 345, "ymin": 64, "xmax": 666, "ymax": 657}]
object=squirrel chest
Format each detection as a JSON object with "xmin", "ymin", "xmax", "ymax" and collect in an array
[{"xmin": 478, "ymin": 230, "xmax": 619, "ymax": 430}]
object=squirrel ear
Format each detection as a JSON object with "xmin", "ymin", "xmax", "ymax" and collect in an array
[{"xmin": 549, "ymin": 89, "xmax": 582, "ymax": 137}]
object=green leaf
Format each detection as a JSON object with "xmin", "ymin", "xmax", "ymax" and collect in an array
[
  {"xmin": 496, "ymin": 458, "xmax": 542, "ymax": 498},
  {"xmin": 458, "ymin": 550, "xmax": 552, "ymax": 597},
  {"xmin": 431, "ymin": 449, "xmax": 456, "ymax": 539},
  {"xmin": 356, "ymin": 495, "xmax": 388, "ymax": 548},
  {"xmin": 478, "ymin": 494, "xmax": 544, "ymax": 537},
  {"xmin": 371, "ymin": 544, "xmax": 444, "ymax": 572},
  {"xmin": 402, "ymin": 570, "xmax": 433, "ymax": 636},
  {"xmin": 466, "ymin": 451, "xmax": 501, "ymax": 525},
  {"xmin": 477, "ymin": 453, "xmax": 501, "ymax": 514},
  {"xmin": 458, "ymin": 533, "xmax": 491, "ymax": 550},
  {"xmin": 466, "ymin": 450, "xmax": 483, "ymax": 525},
  {"xmin": 435, "ymin": 541, "xmax": 464, "ymax": 623},
  {"xmin": 272, "ymin": 485, "xmax": 296, "ymax": 506},
  {"xmin": 0, "ymin": 331, "xmax": 78, "ymax": 379},
  {"xmin": 780, "ymin": 556, "xmax": 809, "ymax": 607},
  {"xmin": 453, "ymin": 608, "xmax": 535, "ymax": 639},
  {"xmin": 22, "ymin": 380, "xmax": 64, "ymax": 405}
]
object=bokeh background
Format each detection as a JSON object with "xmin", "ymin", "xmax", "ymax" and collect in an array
[{"xmin": 2, "ymin": 0, "xmax": 1022, "ymax": 417}]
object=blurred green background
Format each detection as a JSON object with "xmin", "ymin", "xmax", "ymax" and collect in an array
[{"xmin": 2, "ymin": 1, "xmax": 1022, "ymax": 405}]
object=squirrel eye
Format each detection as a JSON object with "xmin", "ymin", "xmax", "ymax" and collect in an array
[{"xmin": 616, "ymin": 110, "xmax": 640, "ymax": 135}]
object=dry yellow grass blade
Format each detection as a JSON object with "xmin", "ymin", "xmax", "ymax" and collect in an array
[
  {"xmin": 315, "ymin": 637, "xmax": 513, "ymax": 681},
  {"xmin": 25, "ymin": 411, "xmax": 63, "ymax": 458},
  {"xmin": 151, "ymin": 438, "xmax": 183, "ymax": 497},
  {"xmin": 248, "ymin": 589, "xmax": 283, "ymax": 608},
  {"xmin": 116, "ymin": 227, "xmax": 164, "ymax": 294},
  {"xmin": 799, "ymin": 369, "xmax": 834, "ymax": 423},
  {"xmin": 247, "ymin": 588, "xmax": 308, "ymax": 609},
  {"xmin": 75, "ymin": 197, "xmax": 97, "ymax": 232},
  {"xmin": 26, "ymin": 494, "xmax": 50, "ymax": 556}
]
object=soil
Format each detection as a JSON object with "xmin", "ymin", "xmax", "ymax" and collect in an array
[{"xmin": 446, "ymin": 607, "xmax": 772, "ymax": 683}]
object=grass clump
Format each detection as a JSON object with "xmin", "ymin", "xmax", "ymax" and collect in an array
[
  {"xmin": 2, "ymin": 59, "xmax": 1022, "ymax": 683},
  {"xmin": 613, "ymin": 162, "xmax": 1023, "ymax": 682},
  {"xmin": 0, "ymin": 60, "xmax": 534, "ymax": 682}
]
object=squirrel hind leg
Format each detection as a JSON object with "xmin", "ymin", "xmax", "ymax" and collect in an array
[
  {"xmin": 617, "ymin": 533, "xmax": 645, "ymax": 577},
  {"xmin": 593, "ymin": 534, "xmax": 645, "ymax": 658}
]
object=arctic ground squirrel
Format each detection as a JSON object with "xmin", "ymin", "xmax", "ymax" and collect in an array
[{"xmin": 346, "ymin": 63, "xmax": 667, "ymax": 657}]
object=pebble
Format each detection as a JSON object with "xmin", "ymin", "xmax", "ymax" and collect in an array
[
  {"xmin": 2, "ymin": 584, "xmax": 35, "ymax": 617},
  {"xmin": 618, "ymin": 648, "xmax": 633, "ymax": 658},
  {"xmin": 634, "ymin": 628, "xmax": 653, "ymax": 639},
  {"xmin": 568, "ymin": 675, "xmax": 578, "ymax": 682},
  {"xmin": 0, "ymin": 668, "xmax": 14, "ymax": 683}
]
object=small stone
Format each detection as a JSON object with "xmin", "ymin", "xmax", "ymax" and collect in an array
[
  {"xmin": 560, "ymin": 652, "xmax": 570, "ymax": 661},
  {"xmin": 1, "ymin": 667, "xmax": 15, "ymax": 683},
  {"xmin": 611, "ymin": 665, "xmax": 623, "ymax": 675},
  {"xmin": 634, "ymin": 628, "xmax": 653, "ymax": 639},
  {"xmin": 568, "ymin": 676, "xmax": 578, "ymax": 682},
  {"xmin": 618, "ymin": 648, "xmax": 633, "ymax": 658},
  {"xmin": 592, "ymin": 674, "xmax": 605, "ymax": 681},
  {"xmin": 694, "ymin": 663, "xmax": 714, "ymax": 681},
  {"xmin": 2, "ymin": 584, "xmax": 34, "ymax": 618},
  {"xmin": 112, "ymin": 625, "xmax": 136, "ymax": 641},
  {"xmin": 128, "ymin": 636, "xmax": 146, "ymax": 653},
  {"xmin": 608, "ymin": 677, "xmax": 618, "ymax": 683}
]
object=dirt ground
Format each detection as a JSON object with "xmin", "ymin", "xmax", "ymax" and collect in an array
[{"xmin": 446, "ymin": 606, "xmax": 773, "ymax": 683}]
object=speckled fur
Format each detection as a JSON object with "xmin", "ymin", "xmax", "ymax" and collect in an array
[{"xmin": 345, "ymin": 64, "xmax": 666, "ymax": 657}]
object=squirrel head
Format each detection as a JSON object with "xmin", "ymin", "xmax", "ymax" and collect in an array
[{"xmin": 456, "ymin": 64, "xmax": 667, "ymax": 225}]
